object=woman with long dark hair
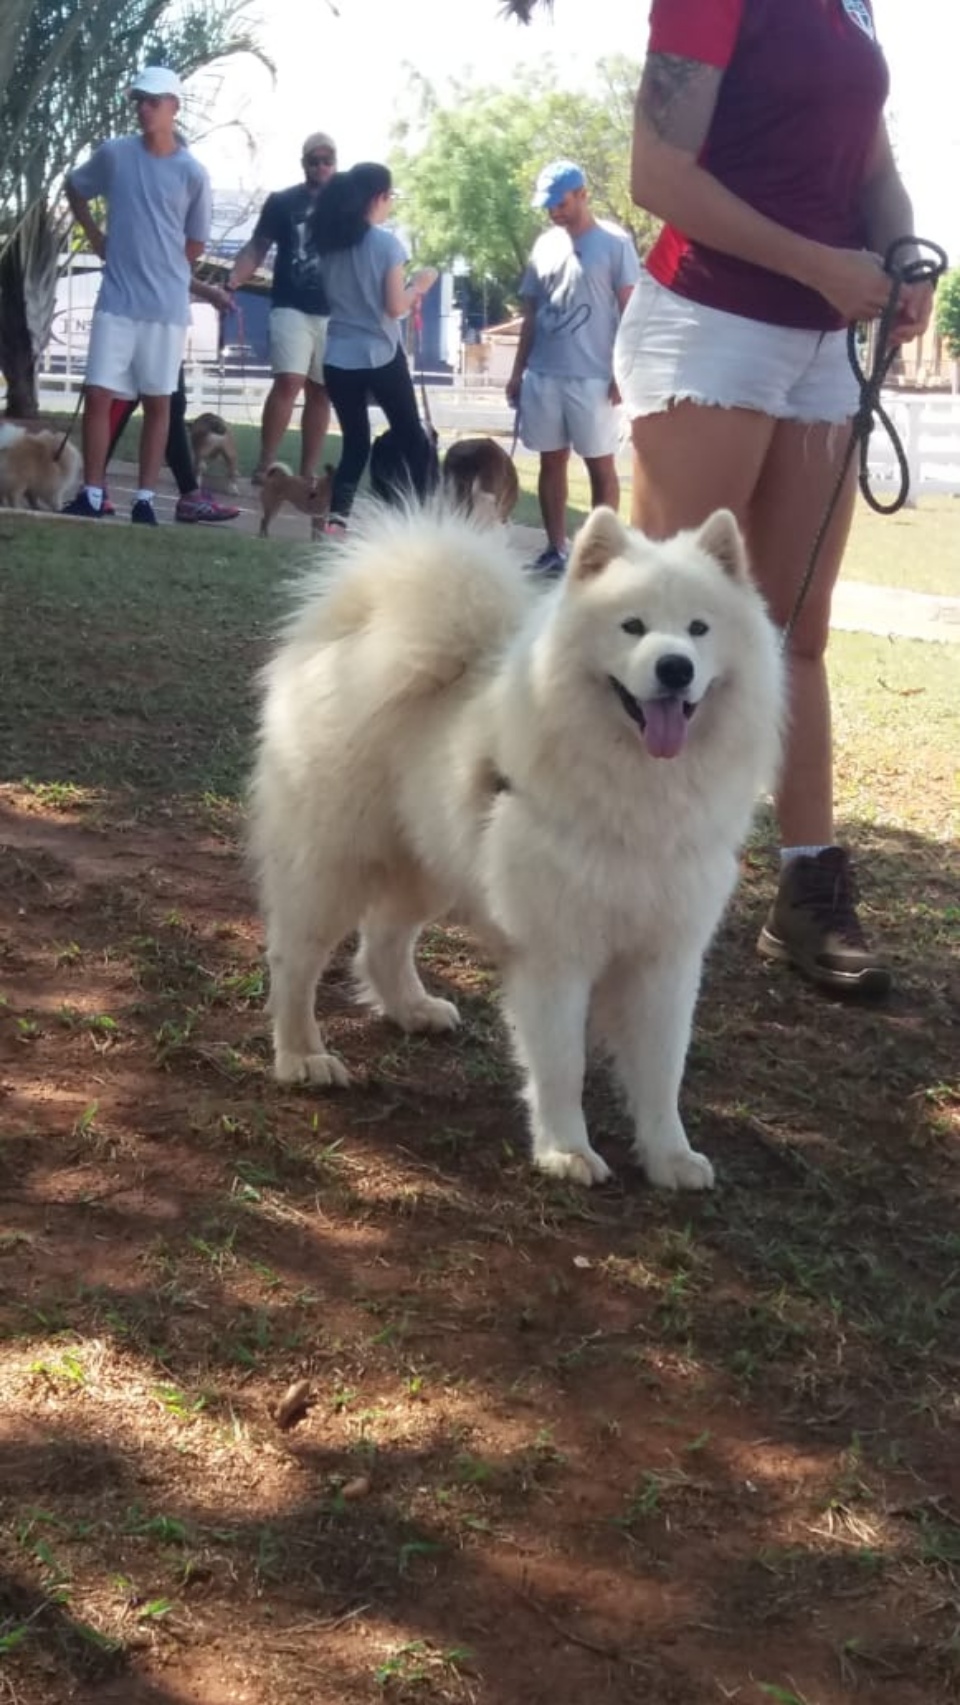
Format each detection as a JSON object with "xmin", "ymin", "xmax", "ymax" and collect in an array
[{"xmin": 313, "ymin": 162, "xmax": 437, "ymax": 529}]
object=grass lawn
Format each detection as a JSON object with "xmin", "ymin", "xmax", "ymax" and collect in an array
[{"xmin": 0, "ymin": 512, "xmax": 958, "ymax": 1705}]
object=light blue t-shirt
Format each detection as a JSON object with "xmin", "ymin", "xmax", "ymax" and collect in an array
[
  {"xmin": 521, "ymin": 219, "xmax": 641, "ymax": 382},
  {"xmin": 69, "ymin": 136, "xmax": 212, "ymax": 326},
  {"xmin": 321, "ymin": 225, "xmax": 409, "ymax": 369}
]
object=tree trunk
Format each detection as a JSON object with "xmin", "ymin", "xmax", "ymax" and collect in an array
[{"xmin": 0, "ymin": 202, "xmax": 62, "ymax": 418}]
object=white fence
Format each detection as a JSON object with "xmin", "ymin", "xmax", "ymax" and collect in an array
[{"xmin": 29, "ymin": 371, "xmax": 960, "ymax": 503}]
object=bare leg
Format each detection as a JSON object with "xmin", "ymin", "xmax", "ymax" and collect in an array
[
  {"xmin": 538, "ymin": 448, "xmax": 571, "ymax": 550},
  {"xmin": 745, "ymin": 419, "xmax": 857, "ymax": 847},
  {"xmin": 595, "ymin": 953, "xmax": 714, "ymax": 1191},
  {"xmin": 629, "ymin": 401, "xmax": 774, "ymax": 535},
  {"xmin": 503, "ymin": 962, "xmax": 610, "ymax": 1187},
  {"xmin": 139, "ymin": 394, "xmax": 172, "ymax": 491},
  {"xmin": 584, "ymin": 452, "xmax": 619, "ymax": 514},
  {"xmin": 81, "ymin": 386, "xmax": 116, "ymax": 487},
  {"xmin": 258, "ymin": 373, "xmax": 305, "ymax": 473},
  {"xmin": 300, "ymin": 378, "xmax": 331, "ymax": 479}
]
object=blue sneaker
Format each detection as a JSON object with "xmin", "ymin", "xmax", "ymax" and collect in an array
[
  {"xmin": 131, "ymin": 498, "xmax": 158, "ymax": 526},
  {"xmin": 62, "ymin": 489, "xmax": 107, "ymax": 518},
  {"xmin": 529, "ymin": 545, "xmax": 568, "ymax": 578}
]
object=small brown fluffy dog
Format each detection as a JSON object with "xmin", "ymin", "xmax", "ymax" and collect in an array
[
  {"xmin": 189, "ymin": 412, "xmax": 240, "ymax": 493},
  {"xmin": 0, "ymin": 424, "xmax": 81, "ymax": 510},
  {"xmin": 259, "ymin": 462, "xmax": 335, "ymax": 539},
  {"xmin": 442, "ymin": 436, "xmax": 520, "ymax": 524}
]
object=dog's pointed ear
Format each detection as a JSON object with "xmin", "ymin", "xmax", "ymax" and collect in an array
[
  {"xmin": 568, "ymin": 506, "xmax": 630, "ymax": 581},
  {"xmin": 696, "ymin": 508, "xmax": 749, "ymax": 582}
]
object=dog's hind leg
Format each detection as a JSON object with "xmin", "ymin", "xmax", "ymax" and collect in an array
[
  {"xmin": 354, "ymin": 891, "xmax": 459, "ymax": 1035},
  {"xmin": 503, "ymin": 962, "xmax": 611, "ymax": 1187},
  {"xmin": 266, "ymin": 901, "xmax": 353, "ymax": 1089},
  {"xmin": 594, "ymin": 954, "xmax": 714, "ymax": 1191}
]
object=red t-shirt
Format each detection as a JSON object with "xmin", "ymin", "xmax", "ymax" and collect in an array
[{"xmin": 644, "ymin": 0, "xmax": 890, "ymax": 329}]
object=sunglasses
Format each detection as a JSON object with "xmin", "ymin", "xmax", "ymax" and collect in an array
[
  {"xmin": 303, "ymin": 151, "xmax": 335, "ymax": 167},
  {"xmin": 130, "ymin": 93, "xmax": 166, "ymax": 107}
]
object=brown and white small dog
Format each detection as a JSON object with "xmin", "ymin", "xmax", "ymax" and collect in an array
[
  {"xmin": 189, "ymin": 412, "xmax": 240, "ymax": 494},
  {"xmin": 0, "ymin": 424, "xmax": 81, "ymax": 511},
  {"xmin": 259, "ymin": 462, "xmax": 335, "ymax": 539},
  {"xmin": 442, "ymin": 436, "xmax": 519, "ymax": 525}
]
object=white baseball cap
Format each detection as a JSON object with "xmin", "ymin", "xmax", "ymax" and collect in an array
[{"xmin": 130, "ymin": 66, "xmax": 183, "ymax": 101}]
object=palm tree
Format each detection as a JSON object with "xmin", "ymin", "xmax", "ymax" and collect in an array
[{"xmin": 0, "ymin": 0, "xmax": 270, "ymax": 416}]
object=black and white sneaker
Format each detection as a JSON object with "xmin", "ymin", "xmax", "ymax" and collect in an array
[{"xmin": 131, "ymin": 499, "xmax": 158, "ymax": 526}]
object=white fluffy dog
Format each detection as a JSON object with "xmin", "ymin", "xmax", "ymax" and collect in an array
[{"xmin": 250, "ymin": 503, "xmax": 783, "ymax": 1189}]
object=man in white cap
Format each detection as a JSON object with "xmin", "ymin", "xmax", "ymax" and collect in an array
[
  {"xmin": 63, "ymin": 67, "xmax": 212, "ymax": 526},
  {"xmin": 506, "ymin": 159, "xmax": 640, "ymax": 574},
  {"xmin": 227, "ymin": 133, "xmax": 338, "ymax": 484}
]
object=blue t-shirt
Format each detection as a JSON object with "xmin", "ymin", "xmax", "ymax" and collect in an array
[
  {"xmin": 69, "ymin": 136, "xmax": 212, "ymax": 327},
  {"xmin": 521, "ymin": 219, "xmax": 641, "ymax": 382},
  {"xmin": 321, "ymin": 225, "xmax": 408, "ymax": 370}
]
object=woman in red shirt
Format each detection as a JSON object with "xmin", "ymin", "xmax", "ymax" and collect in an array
[{"xmin": 507, "ymin": 0, "xmax": 934, "ymax": 999}]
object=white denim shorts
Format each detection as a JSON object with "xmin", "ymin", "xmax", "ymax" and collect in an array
[
  {"xmin": 85, "ymin": 312, "xmax": 186, "ymax": 398},
  {"xmin": 519, "ymin": 370, "xmax": 622, "ymax": 459},
  {"xmin": 614, "ymin": 271, "xmax": 858, "ymax": 425},
  {"xmin": 269, "ymin": 307, "xmax": 328, "ymax": 384}
]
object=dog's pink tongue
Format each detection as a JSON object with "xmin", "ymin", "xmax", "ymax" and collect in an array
[{"xmin": 641, "ymin": 697, "xmax": 688, "ymax": 760}]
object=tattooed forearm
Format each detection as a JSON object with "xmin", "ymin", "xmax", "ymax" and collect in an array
[{"xmin": 636, "ymin": 52, "xmax": 722, "ymax": 154}]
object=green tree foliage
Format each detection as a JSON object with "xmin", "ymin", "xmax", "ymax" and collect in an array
[
  {"xmin": 935, "ymin": 267, "xmax": 960, "ymax": 358},
  {"xmin": 390, "ymin": 59, "xmax": 656, "ymax": 320},
  {"xmin": 0, "ymin": 0, "xmax": 268, "ymax": 416}
]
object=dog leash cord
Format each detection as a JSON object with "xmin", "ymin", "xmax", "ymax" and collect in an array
[{"xmin": 781, "ymin": 236, "xmax": 948, "ymax": 647}]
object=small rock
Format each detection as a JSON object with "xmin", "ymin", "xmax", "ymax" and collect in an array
[
  {"xmin": 275, "ymin": 1378, "xmax": 312, "ymax": 1430},
  {"xmin": 341, "ymin": 1475, "xmax": 371, "ymax": 1501}
]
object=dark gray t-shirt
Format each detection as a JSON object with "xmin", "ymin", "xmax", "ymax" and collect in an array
[
  {"xmin": 521, "ymin": 219, "xmax": 640, "ymax": 382},
  {"xmin": 69, "ymin": 136, "xmax": 212, "ymax": 326},
  {"xmin": 321, "ymin": 225, "xmax": 408, "ymax": 369}
]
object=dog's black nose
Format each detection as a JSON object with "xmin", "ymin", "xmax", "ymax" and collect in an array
[{"xmin": 655, "ymin": 653, "xmax": 695, "ymax": 692}]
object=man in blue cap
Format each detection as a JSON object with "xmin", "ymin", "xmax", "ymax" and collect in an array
[{"xmin": 506, "ymin": 159, "xmax": 640, "ymax": 575}]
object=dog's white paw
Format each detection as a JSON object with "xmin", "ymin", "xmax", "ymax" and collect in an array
[
  {"xmin": 397, "ymin": 996, "xmax": 460, "ymax": 1035},
  {"xmin": 534, "ymin": 1145, "xmax": 612, "ymax": 1188},
  {"xmin": 642, "ymin": 1146, "xmax": 715, "ymax": 1192},
  {"xmin": 275, "ymin": 1049, "xmax": 351, "ymax": 1089}
]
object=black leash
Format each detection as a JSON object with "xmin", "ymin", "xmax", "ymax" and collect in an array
[
  {"xmin": 781, "ymin": 236, "xmax": 948, "ymax": 646},
  {"xmin": 54, "ymin": 383, "xmax": 85, "ymax": 462}
]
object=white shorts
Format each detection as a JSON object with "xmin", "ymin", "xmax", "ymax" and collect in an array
[
  {"xmin": 269, "ymin": 307, "xmax": 328, "ymax": 384},
  {"xmin": 85, "ymin": 312, "xmax": 186, "ymax": 398},
  {"xmin": 519, "ymin": 371, "xmax": 621, "ymax": 459},
  {"xmin": 614, "ymin": 272, "xmax": 858, "ymax": 425}
]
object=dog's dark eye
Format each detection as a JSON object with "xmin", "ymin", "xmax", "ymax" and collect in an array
[
  {"xmin": 688, "ymin": 619, "xmax": 710, "ymax": 637},
  {"xmin": 621, "ymin": 617, "xmax": 646, "ymax": 637}
]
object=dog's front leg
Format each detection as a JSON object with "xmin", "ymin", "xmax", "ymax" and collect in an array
[
  {"xmin": 599, "ymin": 954, "xmax": 714, "ymax": 1191},
  {"xmin": 503, "ymin": 963, "xmax": 611, "ymax": 1187}
]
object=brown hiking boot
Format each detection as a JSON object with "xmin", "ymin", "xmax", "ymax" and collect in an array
[{"xmin": 757, "ymin": 847, "xmax": 891, "ymax": 999}]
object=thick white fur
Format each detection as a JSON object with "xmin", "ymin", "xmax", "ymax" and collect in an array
[{"xmin": 250, "ymin": 502, "xmax": 783, "ymax": 1189}]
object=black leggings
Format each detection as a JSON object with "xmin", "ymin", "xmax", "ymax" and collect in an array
[
  {"xmin": 106, "ymin": 365, "xmax": 196, "ymax": 497},
  {"xmin": 324, "ymin": 347, "xmax": 430, "ymax": 517}
]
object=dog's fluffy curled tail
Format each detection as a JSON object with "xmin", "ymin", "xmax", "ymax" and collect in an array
[{"xmin": 271, "ymin": 502, "xmax": 533, "ymax": 707}]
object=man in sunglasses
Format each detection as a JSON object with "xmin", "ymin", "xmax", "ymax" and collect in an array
[
  {"xmin": 227, "ymin": 133, "xmax": 337, "ymax": 484},
  {"xmin": 63, "ymin": 65, "xmax": 212, "ymax": 525}
]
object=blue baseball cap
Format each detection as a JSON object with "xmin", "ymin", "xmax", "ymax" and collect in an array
[{"xmin": 531, "ymin": 159, "xmax": 586, "ymax": 210}]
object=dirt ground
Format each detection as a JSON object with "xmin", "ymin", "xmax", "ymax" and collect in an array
[{"xmin": 2, "ymin": 774, "xmax": 958, "ymax": 1705}]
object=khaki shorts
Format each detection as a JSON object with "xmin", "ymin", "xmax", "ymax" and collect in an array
[{"xmin": 269, "ymin": 307, "xmax": 328, "ymax": 384}]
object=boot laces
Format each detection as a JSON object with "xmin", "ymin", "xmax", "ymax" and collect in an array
[{"xmin": 795, "ymin": 851, "xmax": 867, "ymax": 947}]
